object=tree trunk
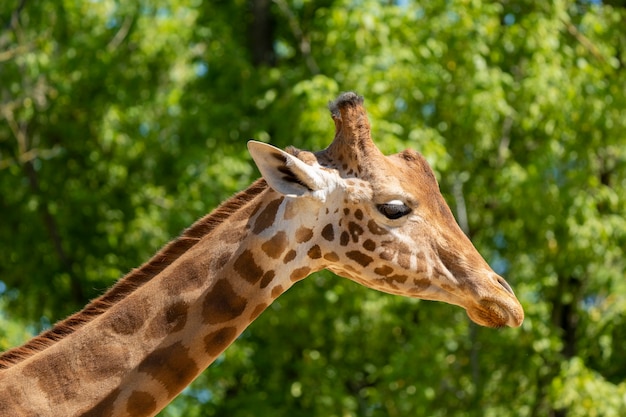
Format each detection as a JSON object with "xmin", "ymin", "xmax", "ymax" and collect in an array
[{"xmin": 249, "ymin": 0, "xmax": 275, "ymax": 66}]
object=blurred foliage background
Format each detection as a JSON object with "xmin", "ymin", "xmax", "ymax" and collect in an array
[{"xmin": 1, "ymin": 0, "xmax": 625, "ymax": 416}]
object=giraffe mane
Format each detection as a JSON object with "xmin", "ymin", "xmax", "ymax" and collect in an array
[{"xmin": 0, "ymin": 178, "xmax": 268, "ymax": 370}]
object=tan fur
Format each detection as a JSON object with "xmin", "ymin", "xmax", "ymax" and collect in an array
[{"xmin": 0, "ymin": 179, "xmax": 267, "ymax": 370}]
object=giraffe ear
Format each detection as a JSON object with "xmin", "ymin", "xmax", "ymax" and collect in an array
[{"xmin": 248, "ymin": 140, "xmax": 328, "ymax": 198}]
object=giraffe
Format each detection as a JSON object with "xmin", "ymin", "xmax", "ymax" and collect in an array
[{"xmin": 0, "ymin": 92, "xmax": 523, "ymax": 417}]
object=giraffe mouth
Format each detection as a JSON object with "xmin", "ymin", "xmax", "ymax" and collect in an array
[
  {"xmin": 430, "ymin": 268, "xmax": 524, "ymax": 328},
  {"xmin": 413, "ymin": 289, "xmax": 521, "ymax": 328},
  {"xmin": 466, "ymin": 299, "xmax": 523, "ymax": 328}
]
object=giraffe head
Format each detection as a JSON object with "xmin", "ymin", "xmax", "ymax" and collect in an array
[{"xmin": 249, "ymin": 92, "xmax": 523, "ymax": 328}]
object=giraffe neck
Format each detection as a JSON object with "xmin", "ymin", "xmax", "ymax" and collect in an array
[{"xmin": 0, "ymin": 181, "xmax": 325, "ymax": 417}]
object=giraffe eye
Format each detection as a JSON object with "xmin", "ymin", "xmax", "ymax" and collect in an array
[{"xmin": 377, "ymin": 201, "xmax": 412, "ymax": 220}]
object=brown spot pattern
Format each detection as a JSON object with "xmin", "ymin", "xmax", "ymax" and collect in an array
[
  {"xmin": 354, "ymin": 209, "xmax": 364, "ymax": 220},
  {"xmin": 108, "ymin": 303, "xmax": 148, "ymax": 335},
  {"xmin": 389, "ymin": 274, "xmax": 408, "ymax": 284},
  {"xmin": 340, "ymin": 231, "xmax": 350, "ymax": 246},
  {"xmin": 415, "ymin": 251, "xmax": 426, "ymax": 265},
  {"xmin": 271, "ymin": 285, "xmax": 284, "ymax": 298},
  {"xmin": 75, "ymin": 342, "xmax": 128, "ymax": 380},
  {"xmin": 414, "ymin": 278, "xmax": 431, "ymax": 291},
  {"xmin": 283, "ymin": 249, "xmax": 297, "ymax": 263},
  {"xmin": 363, "ymin": 239, "xmax": 376, "ymax": 252},
  {"xmin": 379, "ymin": 248, "xmax": 394, "ymax": 261},
  {"xmin": 348, "ymin": 222, "xmax": 364, "ymax": 243},
  {"xmin": 233, "ymin": 249, "xmax": 263, "ymax": 284},
  {"xmin": 165, "ymin": 301, "xmax": 189, "ymax": 331},
  {"xmin": 307, "ymin": 245, "xmax": 322, "ymax": 259},
  {"xmin": 204, "ymin": 327, "xmax": 238, "ymax": 357},
  {"xmin": 261, "ymin": 231, "xmax": 288, "ymax": 259},
  {"xmin": 374, "ymin": 265, "xmax": 394, "ymax": 276},
  {"xmin": 253, "ymin": 198, "xmax": 284, "ymax": 234},
  {"xmin": 321, "ymin": 224, "xmax": 335, "ymax": 241},
  {"xmin": 138, "ymin": 341, "xmax": 199, "ymax": 396},
  {"xmin": 250, "ymin": 303, "xmax": 268, "ymax": 320},
  {"xmin": 260, "ymin": 270, "xmax": 275, "ymax": 289},
  {"xmin": 202, "ymin": 279, "xmax": 248, "ymax": 324},
  {"xmin": 146, "ymin": 301, "xmax": 189, "ymax": 339},
  {"xmin": 367, "ymin": 219, "xmax": 388, "ymax": 235},
  {"xmin": 346, "ymin": 251, "xmax": 374, "ymax": 267},
  {"xmin": 295, "ymin": 227, "xmax": 314, "ymax": 243},
  {"xmin": 324, "ymin": 252, "xmax": 340, "ymax": 262},
  {"xmin": 127, "ymin": 391, "xmax": 157, "ymax": 416},
  {"xmin": 23, "ymin": 352, "xmax": 78, "ymax": 401},
  {"xmin": 162, "ymin": 259, "xmax": 206, "ymax": 295},
  {"xmin": 290, "ymin": 267, "xmax": 311, "ymax": 282}
]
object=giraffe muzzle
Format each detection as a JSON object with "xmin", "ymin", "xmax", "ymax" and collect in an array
[{"xmin": 467, "ymin": 294, "xmax": 524, "ymax": 328}]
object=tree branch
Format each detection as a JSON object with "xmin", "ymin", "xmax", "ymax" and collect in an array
[
  {"xmin": 561, "ymin": 19, "xmax": 607, "ymax": 65},
  {"xmin": 0, "ymin": 43, "xmax": 31, "ymax": 62},
  {"xmin": 2, "ymin": 0, "xmax": 27, "ymax": 31},
  {"xmin": 107, "ymin": 14, "xmax": 134, "ymax": 52}
]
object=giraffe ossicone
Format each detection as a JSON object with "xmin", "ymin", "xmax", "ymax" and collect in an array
[{"xmin": 0, "ymin": 92, "xmax": 523, "ymax": 417}]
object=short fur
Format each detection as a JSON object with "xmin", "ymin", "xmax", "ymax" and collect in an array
[{"xmin": 0, "ymin": 179, "xmax": 268, "ymax": 369}]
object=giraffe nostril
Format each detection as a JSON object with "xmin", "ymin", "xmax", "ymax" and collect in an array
[{"xmin": 496, "ymin": 276, "xmax": 514, "ymax": 296}]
